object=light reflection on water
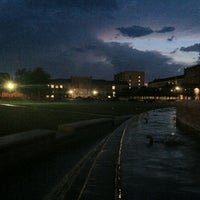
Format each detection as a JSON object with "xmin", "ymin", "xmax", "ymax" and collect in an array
[{"xmin": 122, "ymin": 107, "xmax": 200, "ymax": 199}]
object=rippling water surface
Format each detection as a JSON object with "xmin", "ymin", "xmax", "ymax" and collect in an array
[{"xmin": 122, "ymin": 107, "xmax": 200, "ymax": 199}]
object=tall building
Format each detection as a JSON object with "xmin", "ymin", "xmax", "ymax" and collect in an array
[
  {"xmin": 184, "ymin": 65, "xmax": 200, "ymax": 86},
  {"xmin": 114, "ymin": 71, "xmax": 145, "ymax": 88}
]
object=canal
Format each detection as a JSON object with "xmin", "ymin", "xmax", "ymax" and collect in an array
[{"xmin": 121, "ymin": 107, "xmax": 200, "ymax": 199}]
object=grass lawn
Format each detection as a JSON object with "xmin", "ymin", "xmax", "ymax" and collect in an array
[{"xmin": 0, "ymin": 99, "xmax": 175, "ymax": 136}]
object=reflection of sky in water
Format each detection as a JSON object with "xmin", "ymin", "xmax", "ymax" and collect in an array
[{"xmin": 122, "ymin": 108, "xmax": 200, "ymax": 197}]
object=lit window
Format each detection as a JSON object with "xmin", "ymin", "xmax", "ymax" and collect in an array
[
  {"xmin": 51, "ymin": 95, "xmax": 54, "ymax": 98},
  {"xmin": 51, "ymin": 85, "xmax": 54, "ymax": 88},
  {"xmin": 55, "ymin": 85, "xmax": 59, "ymax": 89},
  {"xmin": 46, "ymin": 95, "xmax": 49, "ymax": 98},
  {"xmin": 112, "ymin": 85, "xmax": 115, "ymax": 90}
]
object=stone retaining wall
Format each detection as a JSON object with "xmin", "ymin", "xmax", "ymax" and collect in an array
[
  {"xmin": 176, "ymin": 101, "xmax": 200, "ymax": 132},
  {"xmin": 0, "ymin": 117, "xmax": 131, "ymax": 170}
]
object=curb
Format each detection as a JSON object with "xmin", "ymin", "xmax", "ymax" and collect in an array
[{"xmin": 0, "ymin": 116, "xmax": 132, "ymax": 170}]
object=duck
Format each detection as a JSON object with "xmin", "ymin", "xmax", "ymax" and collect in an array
[{"xmin": 146, "ymin": 133, "xmax": 184, "ymax": 146}]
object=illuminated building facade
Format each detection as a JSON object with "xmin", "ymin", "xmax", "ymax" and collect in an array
[
  {"xmin": 47, "ymin": 76, "xmax": 128, "ymax": 100},
  {"xmin": 148, "ymin": 65, "xmax": 200, "ymax": 100},
  {"xmin": 114, "ymin": 71, "xmax": 145, "ymax": 88},
  {"xmin": 148, "ymin": 76, "xmax": 184, "ymax": 88}
]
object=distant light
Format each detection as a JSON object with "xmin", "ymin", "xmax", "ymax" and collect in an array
[
  {"xmin": 194, "ymin": 88, "xmax": 200, "ymax": 100},
  {"xmin": 92, "ymin": 90, "xmax": 98, "ymax": 95},
  {"xmin": 175, "ymin": 86, "xmax": 180, "ymax": 91},
  {"xmin": 108, "ymin": 95, "xmax": 111, "ymax": 99},
  {"xmin": 194, "ymin": 88, "xmax": 200, "ymax": 95},
  {"xmin": 4, "ymin": 81, "xmax": 17, "ymax": 91},
  {"xmin": 68, "ymin": 90, "xmax": 74, "ymax": 94}
]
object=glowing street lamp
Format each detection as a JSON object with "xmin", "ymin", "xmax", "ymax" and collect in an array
[
  {"xmin": 4, "ymin": 81, "xmax": 17, "ymax": 92},
  {"xmin": 92, "ymin": 90, "xmax": 98, "ymax": 95},
  {"xmin": 175, "ymin": 86, "xmax": 181, "ymax": 91}
]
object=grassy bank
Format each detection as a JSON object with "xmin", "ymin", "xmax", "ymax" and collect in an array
[{"xmin": 0, "ymin": 100, "xmax": 175, "ymax": 136}]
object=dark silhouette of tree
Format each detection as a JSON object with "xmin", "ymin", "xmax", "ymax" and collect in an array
[
  {"xmin": 15, "ymin": 67, "xmax": 51, "ymax": 100},
  {"xmin": 0, "ymin": 72, "xmax": 10, "ymax": 84},
  {"xmin": 15, "ymin": 67, "xmax": 50, "ymax": 84}
]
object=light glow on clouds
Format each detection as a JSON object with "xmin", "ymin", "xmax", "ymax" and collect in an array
[
  {"xmin": 0, "ymin": 0, "xmax": 200, "ymax": 81},
  {"xmin": 101, "ymin": 30, "xmax": 200, "ymax": 67}
]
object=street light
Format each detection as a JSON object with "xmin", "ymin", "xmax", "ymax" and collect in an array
[
  {"xmin": 92, "ymin": 90, "xmax": 98, "ymax": 95},
  {"xmin": 4, "ymin": 81, "xmax": 17, "ymax": 92}
]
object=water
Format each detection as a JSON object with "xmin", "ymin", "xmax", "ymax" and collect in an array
[{"xmin": 122, "ymin": 107, "xmax": 200, "ymax": 199}]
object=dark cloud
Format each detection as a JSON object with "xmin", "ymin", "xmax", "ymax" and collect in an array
[
  {"xmin": 117, "ymin": 25, "xmax": 154, "ymax": 38},
  {"xmin": 64, "ymin": 41, "xmax": 182, "ymax": 81},
  {"xmin": 156, "ymin": 26, "xmax": 175, "ymax": 33},
  {"xmin": 0, "ymin": 0, "xmax": 191, "ymax": 81},
  {"xmin": 27, "ymin": 0, "xmax": 118, "ymax": 10},
  {"xmin": 167, "ymin": 35, "xmax": 175, "ymax": 42},
  {"xmin": 180, "ymin": 43, "xmax": 200, "ymax": 52},
  {"xmin": 100, "ymin": 43, "xmax": 182, "ymax": 81},
  {"xmin": 117, "ymin": 25, "xmax": 175, "ymax": 38},
  {"xmin": 170, "ymin": 48, "xmax": 179, "ymax": 54}
]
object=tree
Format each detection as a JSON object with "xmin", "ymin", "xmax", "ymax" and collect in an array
[
  {"xmin": 15, "ymin": 67, "xmax": 51, "ymax": 100},
  {"xmin": 0, "ymin": 72, "xmax": 10, "ymax": 84},
  {"xmin": 15, "ymin": 67, "xmax": 50, "ymax": 84}
]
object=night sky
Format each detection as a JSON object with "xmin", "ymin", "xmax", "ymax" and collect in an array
[{"xmin": 1, "ymin": 0, "xmax": 200, "ymax": 82}]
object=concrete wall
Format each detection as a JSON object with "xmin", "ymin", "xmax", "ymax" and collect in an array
[
  {"xmin": 0, "ymin": 117, "xmax": 128, "ymax": 170},
  {"xmin": 176, "ymin": 101, "xmax": 200, "ymax": 132}
]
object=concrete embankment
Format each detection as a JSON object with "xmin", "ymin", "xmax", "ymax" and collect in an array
[
  {"xmin": 176, "ymin": 101, "xmax": 200, "ymax": 132},
  {"xmin": 0, "ymin": 116, "xmax": 132, "ymax": 170}
]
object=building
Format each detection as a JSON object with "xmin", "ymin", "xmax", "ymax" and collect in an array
[
  {"xmin": 47, "ymin": 76, "xmax": 128, "ymax": 100},
  {"xmin": 69, "ymin": 76, "xmax": 93, "ymax": 98},
  {"xmin": 114, "ymin": 71, "xmax": 145, "ymax": 89},
  {"xmin": 148, "ymin": 65, "xmax": 200, "ymax": 100},
  {"xmin": 184, "ymin": 65, "xmax": 200, "ymax": 86},
  {"xmin": 47, "ymin": 79, "xmax": 70, "ymax": 100},
  {"xmin": 148, "ymin": 75, "xmax": 184, "ymax": 88}
]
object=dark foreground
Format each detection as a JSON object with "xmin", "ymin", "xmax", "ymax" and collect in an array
[{"xmin": 1, "ymin": 107, "xmax": 200, "ymax": 200}]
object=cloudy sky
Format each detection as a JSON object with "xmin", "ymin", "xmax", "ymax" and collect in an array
[{"xmin": 1, "ymin": 0, "xmax": 200, "ymax": 82}]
